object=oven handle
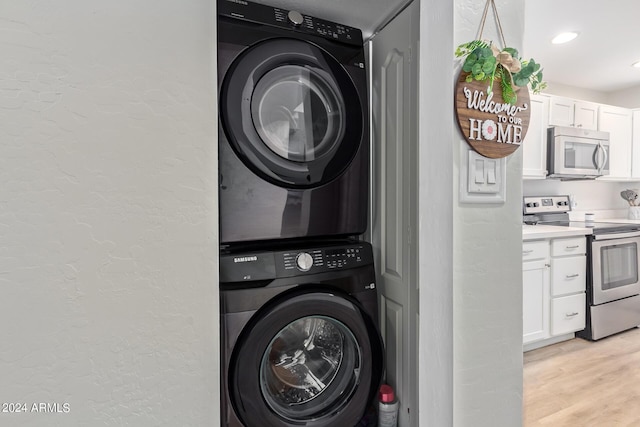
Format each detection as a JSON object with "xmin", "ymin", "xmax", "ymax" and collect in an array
[{"xmin": 593, "ymin": 231, "xmax": 640, "ymax": 241}]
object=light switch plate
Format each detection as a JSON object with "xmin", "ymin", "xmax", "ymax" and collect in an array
[{"xmin": 460, "ymin": 148, "xmax": 506, "ymax": 204}]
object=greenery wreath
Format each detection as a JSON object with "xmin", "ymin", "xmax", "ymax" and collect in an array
[{"xmin": 455, "ymin": 40, "xmax": 547, "ymax": 105}]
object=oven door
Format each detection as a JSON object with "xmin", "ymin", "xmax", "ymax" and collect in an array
[{"xmin": 591, "ymin": 232, "xmax": 640, "ymax": 305}]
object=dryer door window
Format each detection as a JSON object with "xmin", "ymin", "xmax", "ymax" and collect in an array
[
  {"xmin": 228, "ymin": 289, "xmax": 383, "ymax": 427},
  {"xmin": 251, "ymin": 65, "xmax": 344, "ymax": 163},
  {"xmin": 221, "ymin": 38, "xmax": 363, "ymax": 189}
]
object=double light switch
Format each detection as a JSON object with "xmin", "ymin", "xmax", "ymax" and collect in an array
[{"xmin": 460, "ymin": 148, "xmax": 506, "ymax": 204}]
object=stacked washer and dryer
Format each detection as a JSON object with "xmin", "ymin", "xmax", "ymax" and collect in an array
[{"xmin": 217, "ymin": 1, "xmax": 384, "ymax": 426}]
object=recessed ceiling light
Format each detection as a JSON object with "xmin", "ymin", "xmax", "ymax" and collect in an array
[
  {"xmin": 633, "ymin": 61, "xmax": 640, "ymax": 68},
  {"xmin": 551, "ymin": 32, "xmax": 579, "ymax": 44}
]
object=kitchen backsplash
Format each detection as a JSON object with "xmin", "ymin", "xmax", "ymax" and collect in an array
[{"xmin": 523, "ymin": 179, "xmax": 640, "ymax": 220}]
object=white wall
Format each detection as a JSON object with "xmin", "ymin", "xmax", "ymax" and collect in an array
[
  {"xmin": 453, "ymin": 0, "xmax": 524, "ymax": 426},
  {"xmin": 606, "ymin": 83, "xmax": 640, "ymax": 108},
  {"xmin": 0, "ymin": 2, "xmax": 219, "ymax": 426},
  {"xmin": 418, "ymin": 0, "xmax": 454, "ymax": 425},
  {"xmin": 542, "ymin": 82, "xmax": 609, "ymax": 104}
]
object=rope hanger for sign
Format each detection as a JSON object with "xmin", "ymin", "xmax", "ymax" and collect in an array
[
  {"xmin": 476, "ymin": 0, "xmax": 521, "ymax": 90},
  {"xmin": 477, "ymin": 0, "xmax": 507, "ymax": 49}
]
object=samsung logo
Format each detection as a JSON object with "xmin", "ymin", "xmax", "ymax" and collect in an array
[
  {"xmin": 234, "ymin": 256, "xmax": 257, "ymax": 263},
  {"xmin": 226, "ymin": 0, "xmax": 248, "ymax": 5}
]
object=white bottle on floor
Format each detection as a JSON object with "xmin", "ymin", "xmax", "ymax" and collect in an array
[{"xmin": 378, "ymin": 384, "xmax": 398, "ymax": 427}]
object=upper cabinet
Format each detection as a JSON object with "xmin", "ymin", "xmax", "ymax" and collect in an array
[
  {"xmin": 548, "ymin": 96, "xmax": 599, "ymax": 130},
  {"xmin": 522, "ymin": 94, "xmax": 549, "ymax": 179},
  {"xmin": 633, "ymin": 110, "xmax": 640, "ymax": 180},
  {"xmin": 598, "ymin": 105, "xmax": 633, "ymax": 181}
]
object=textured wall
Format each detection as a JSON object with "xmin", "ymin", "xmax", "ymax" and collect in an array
[
  {"xmin": 0, "ymin": 1, "xmax": 219, "ymax": 426},
  {"xmin": 453, "ymin": 0, "xmax": 524, "ymax": 426},
  {"xmin": 417, "ymin": 0, "xmax": 455, "ymax": 425}
]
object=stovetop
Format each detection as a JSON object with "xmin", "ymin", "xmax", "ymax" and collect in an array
[
  {"xmin": 523, "ymin": 195, "xmax": 640, "ymax": 235},
  {"xmin": 536, "ymin": 220, "xmax": 640, "ymax": 235}
]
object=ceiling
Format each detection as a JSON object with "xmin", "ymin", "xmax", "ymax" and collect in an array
[{"xmin": 524, "ymin": 0, "xmax": 640, "ymax": 93}]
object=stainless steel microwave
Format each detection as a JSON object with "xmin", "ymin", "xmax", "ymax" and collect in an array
[{"xmin": 547, "ymin": 126, "xmax": 610, "ymax": 179}]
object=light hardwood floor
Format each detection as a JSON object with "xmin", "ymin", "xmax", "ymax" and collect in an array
[{"xmin": 523, "ymin": 327, "xmax": 640, "ymax": 426}]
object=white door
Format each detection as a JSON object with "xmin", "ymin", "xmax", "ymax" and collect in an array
[
  {"xmin": 632, "ymin": 110, "xmax": 640, "ymax": 179},
  {"xmin": 574, "ymin": 101, "xmax": 599, "ymax": 130},
  {"xmin": 522, "ymin": 259, "xmax": 549, "ymax": 344},
  {"xmin": 370, "ymin": 1, "xmax": 418, "ymax": 425},
  {"xmin": 598, "ymin": 105, "xmax": 632, "ymax": 180},
  {"xmin": 522, "ymin": 94, "xmax": 549, "ymax": 179},
  {"xmin": 548, "ymin": 96, "xmax": 575, "ymax": 127}
]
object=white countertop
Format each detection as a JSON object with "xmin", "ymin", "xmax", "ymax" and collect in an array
[
  {"xmin": 522, "ymin": 224, "xmax": 593, "ymax": 241},
  {"xmin": 598, "ymin": 218, "xmax": 640, "ymax": 225}
]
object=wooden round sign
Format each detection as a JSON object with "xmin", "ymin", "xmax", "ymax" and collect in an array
[{"xmin": 455, "ymin": 70, "xmax": 531, "ymax": 158}]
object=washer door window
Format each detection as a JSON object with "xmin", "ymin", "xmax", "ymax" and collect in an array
[
  {"xmin": 261, "ymin": 316, "xmax": 360, "ymax": 420},
  {"xmin": 221, "ymin": 39, "xmax": 363, "ymax": 188},
  {"xmin": 229, "ymin": 290, "xmax": 382, "ymax": 427}
]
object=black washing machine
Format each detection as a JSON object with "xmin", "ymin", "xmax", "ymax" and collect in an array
[
  {"xmin": 220, "ymin": 241, "xmax": 384, "ymax": 427},
  {"xmin": 217, "ymin": 0, "xmax": 370, "ymax": 245}
]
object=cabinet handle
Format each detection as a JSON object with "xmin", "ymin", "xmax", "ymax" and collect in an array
[
  {"xmin": 565, "ymin": 273, "xmax": 580, "ymax": 279},
  {"xmin": 565, "ymin": 312, "xmax": 579, "ymax": 318},
  {"xmin": 565, "ymin": 245, "xmax": 580, "ymax": 249},
  {"xmin": 523, "ymin": 249, "xmax": 534, "ymax": 254}
]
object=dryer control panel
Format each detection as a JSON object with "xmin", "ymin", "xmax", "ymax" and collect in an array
[{"xmin": 218, "ymin": 0, "xmax": 363, "ymax": 46}]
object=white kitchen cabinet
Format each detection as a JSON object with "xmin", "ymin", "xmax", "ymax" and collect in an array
[
  {"xmin": 523, "ymin": 258, "xmax": 550, "ymax": 344},
  {"xmin": 548, "ymin": 236, "xmax": 586, "ymax": 335},
  {"xmin": 548, "ymin": 96, "xmax": 599, "ymax": 130},
  {"xmin": 632, "ymin": 110, "xmax": 640, "ymax": 179},
  {"xmin": 522, "ymin": 241, "xmax": 550, "ymax": 345},
  {"xmin": 598, "ymin": 105, "xmax": 633, "ymax": 180},
  {"xmin": 522, "ymin": 239, "xmax": 548, "ymax": 261},
  {"xmin": 523, "ymin": 236, "xmax": 587, "ymax": 350},
  {"xmin": 551, "ymin": 293, "xmax": 586, "ymax": 336},
  {"xmin": 550, "ymin": 236, "xmax": 586, "ymax": 257},
  {"xmin": 574, "ymin": 101, "xmax": 600, "ymax": 130},
  {"xmin": 522, "ymin": 94, "xmax": 549, "ymax": 179},
  {"xmin": 550, "ymin": 256, "xmax": 586, "ymax": 296}
]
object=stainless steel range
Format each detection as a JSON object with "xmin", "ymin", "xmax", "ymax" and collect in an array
[{"xmin": 524, "ymin": 195, "xmax": 640, "ymax": 340}]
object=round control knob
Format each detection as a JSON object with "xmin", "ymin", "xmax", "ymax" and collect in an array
[
  {"xmin": 288, "ymin": 10, "xmax": 304, "ymax": 26},
  {"xmin": 296, "ymin": 252, "xmax": 313, "ymax": 271}
]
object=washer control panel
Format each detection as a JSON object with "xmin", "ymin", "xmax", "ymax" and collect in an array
[
  {"xmin": 219, "ymin": 243, "xmax": 374, "ymax": 283},
  {"xmin": 279, "ymin": 243, "xmax": 372, "ymax": 275}
]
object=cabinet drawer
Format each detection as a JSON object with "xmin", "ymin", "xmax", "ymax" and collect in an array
[
  {"xmin": 551, "ymin": 293, "xmax": 586, "ymax": 336},
  {"xmin": 551, "ymin": 256, "xmax": 586, "ymax": 296},
  {"xmin": 551, "ymin": 237, "xmax": 586, "ymax": 257},
  {"xmin": 523, "ymin": 240, "xmax": 549, "ymax": 261}
]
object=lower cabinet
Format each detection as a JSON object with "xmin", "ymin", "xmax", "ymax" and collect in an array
[
  {"xmin": 523, "ymin": 236, "xmax": 587, "ymax": 349},
  {"xmin": 551, "ymin": 293, "xmax": 586, "ymax": 336},
  {"xmin": 523, "ymin": 259, "xmax": 549, "ymax": 344}
]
